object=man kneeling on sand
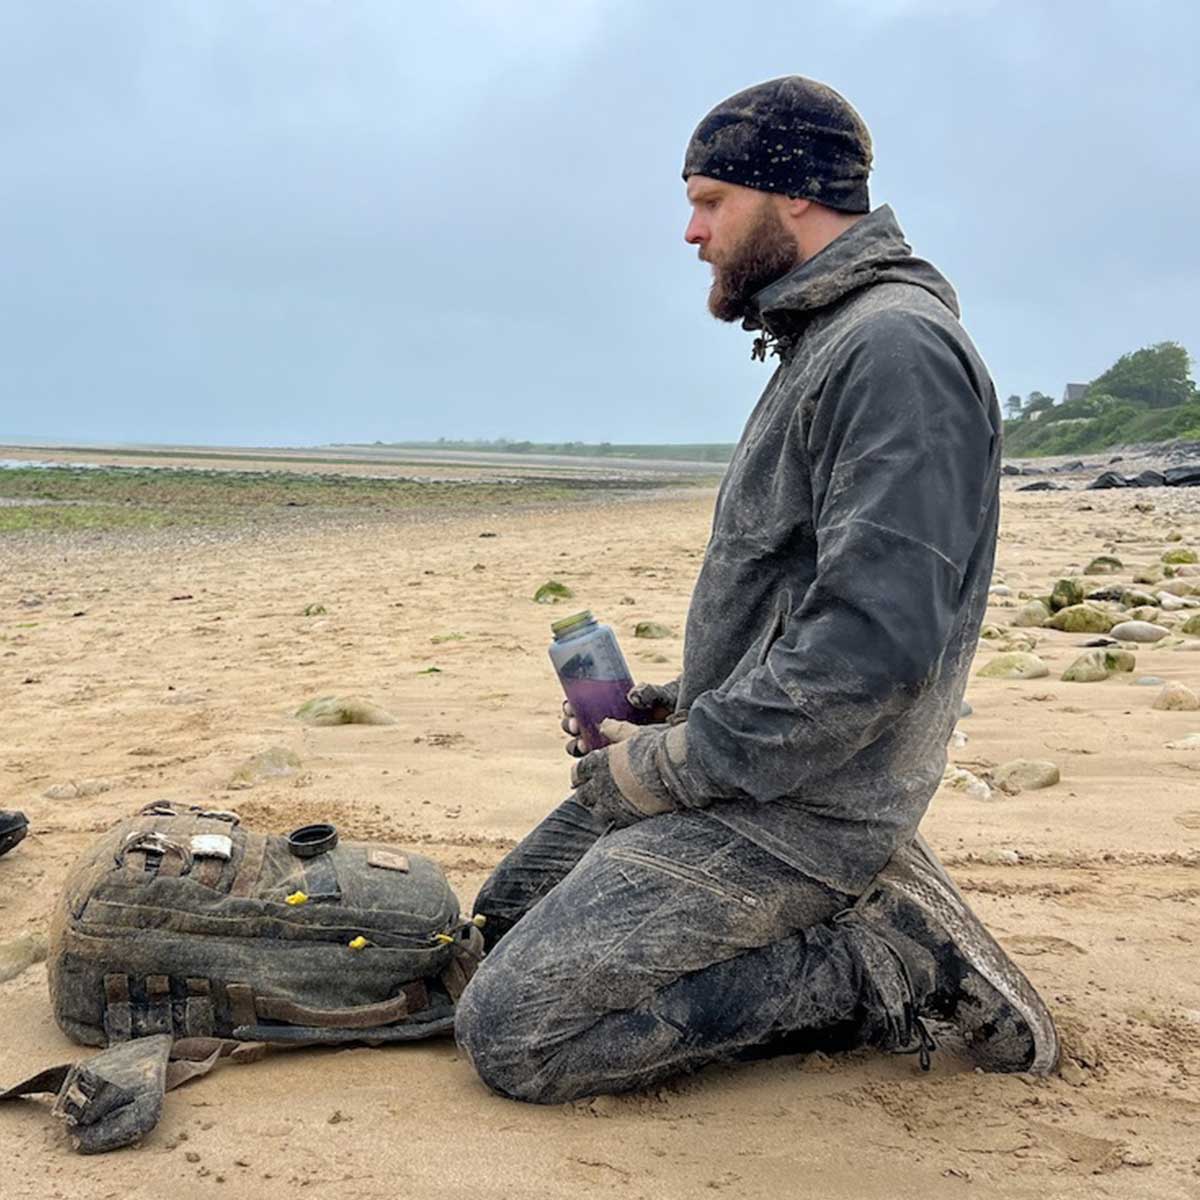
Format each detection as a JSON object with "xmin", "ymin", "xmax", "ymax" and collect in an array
[{"xmin": 455, "ymin": 76, "xmax": 1059, "ymax": 1103}]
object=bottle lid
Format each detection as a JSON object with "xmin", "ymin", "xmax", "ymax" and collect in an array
[{"xmin": 551, "ymin": 610, "xmax": 595, "ymax": 638}]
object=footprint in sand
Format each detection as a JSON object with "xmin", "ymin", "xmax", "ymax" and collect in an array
[
  {"xmin": 1003, "ymin": 933, "xmax": 1087, "ymax": 957},
  {"xmin": 1174, "ymin": 810, "xmax": 1200, "ymax": 829}
]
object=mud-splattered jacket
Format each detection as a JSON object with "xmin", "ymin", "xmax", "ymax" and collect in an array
[{"xmin": 661, "ymin": 205, "xmax": 1000, "ymax": 895}]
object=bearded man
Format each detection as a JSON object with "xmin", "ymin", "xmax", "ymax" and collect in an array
[{"xmin": 455, "ymin": 76, "xmax": 1059, "ymax": 1102}]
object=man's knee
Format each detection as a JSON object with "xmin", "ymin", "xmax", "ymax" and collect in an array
[{"xmin": 455, "ymin": 956, "xmax": 569, "ymax": 1104}]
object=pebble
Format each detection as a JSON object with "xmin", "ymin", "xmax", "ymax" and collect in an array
[
  {"xmin": 988, "ymin": 584, "xmax": 1012, "ymax": 597},
  {"xmin": 991, "ymin": 759, "xmax": 1061, "ymax": 794},
  {"xmin": 943, "ymin": 766, "xmax": 992, "ymax": 801},
  {"xmin": 977, "ymin": 848, "xmax": 1021, "ymax": 866},
  {"xmin": 1164, "ymin": 733, "xmax": 1200, "ymax": 751},
  {"xmin": 43, "ymin": 778, "xmax": 112, "ymax": 800},
  {"xmin": 1110, "ymin": 620, "xmax": 1170, "ymax": 643},
  {"xmin": 1010, "ymin": 599, "xmax": 1051, "ymax": 628},
  {"xmin": 1134, "ymin": 676, "xmax": 1166, "ymax": 686},
  {"xmin": 976, "ymin": 652, "xmax": 1050, "ymax": 680},
  {"xmin": 1157, "ymin": 592, "xmax": 1187, "ymax": 612},
  {"xmin": 1153, "ymin": 682, "xmax": 1200, "ymax": 711},
  {"xmin": 228, "ymin": 747, "xmax": 302, "ymax": 790},
  {"xmin": 0, "ymin": 932, "xmax": 48, "ymax": 984}
]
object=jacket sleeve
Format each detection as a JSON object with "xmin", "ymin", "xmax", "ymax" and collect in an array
[{"xmin": 662, "ymin": 311, "xmax": 998, "ymax": 807}]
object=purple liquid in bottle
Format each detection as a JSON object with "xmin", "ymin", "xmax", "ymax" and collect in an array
[{"xmin": 549, "ymin": 611, "xmax": 651, "ymax": 753}]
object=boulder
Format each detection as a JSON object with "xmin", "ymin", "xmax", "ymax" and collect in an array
[
  {"xmin": 976, "ymin": 652, "xmax": 1050, "ymax": 680},
  {"xmin": 1087, "ymin": 471, "xmax": 1131, "ymax": 490},
  {"xmin": 1083, "ymin": 555, "xmax": 1123, "ymax": 575},
  {"xmin": 1164, "ymin": 465, "xmax": 1200, "ymax": 487},
  {"xmin": 1110, "ymin": 620, "xmax": 1170, "ymax": 643}
]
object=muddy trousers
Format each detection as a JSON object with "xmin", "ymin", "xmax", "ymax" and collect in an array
[{"xmin": 456, "ymin": 798, "xmax": 896, "ymax": 1105}]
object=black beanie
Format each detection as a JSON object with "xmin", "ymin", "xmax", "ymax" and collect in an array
[{"xmin": 682, "ymin": 76, "xmax": 872, "ymax": 213}]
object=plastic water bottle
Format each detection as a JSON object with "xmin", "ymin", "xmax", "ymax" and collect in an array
[{"xmin": 549, "ymin": 611, "xmax": 644, "ymax": 753}]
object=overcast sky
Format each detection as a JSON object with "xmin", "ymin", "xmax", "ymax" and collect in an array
[{"xmin": 1, "ymin": 1, "xmax": 1197, "ymax": 446}]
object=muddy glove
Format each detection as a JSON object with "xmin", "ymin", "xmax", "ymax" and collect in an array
[
  {"xmin": 561, "ymin": 678, "xmax": 681, "ymax": 757},
  {"xmin": 570, "ymin": 721, "xmax": 684, "ymax": 827}
]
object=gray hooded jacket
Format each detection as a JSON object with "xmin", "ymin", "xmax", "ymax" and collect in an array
[{"xmin": 662, "ymin": 205, "xmax": 1000, "ymax": 895}]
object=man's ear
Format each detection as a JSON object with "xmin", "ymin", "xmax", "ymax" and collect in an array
[{"xmin": 780, "ymin": 195, "xmax": 813, "ymax": 221}]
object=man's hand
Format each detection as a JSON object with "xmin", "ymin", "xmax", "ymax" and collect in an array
[
  {"xmin": 570, "ymin": 725, "xmax": 676, "ymax": 828},
  {"xmin": 561, "ymin": 680, "xmax": 680, "ymax": 757}
]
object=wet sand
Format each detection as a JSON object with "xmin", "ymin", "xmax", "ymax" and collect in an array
[{"xmin": 1, "ymin": 472, "xmax": 1199, "ymax": 1198}]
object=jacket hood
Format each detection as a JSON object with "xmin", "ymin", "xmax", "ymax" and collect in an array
[{"xmin": 743, "ymin": 205, "xmax": 960, "ymax": 340}]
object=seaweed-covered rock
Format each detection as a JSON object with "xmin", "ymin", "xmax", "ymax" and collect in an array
[
  {"xmin": 1121, "ymin": 588, "xmax": 1159, "ymax": 609},
  {"xmin": 1104, "ymin": 648, "xmax": 1136, "ymax": 673},
  {"xmin": 1162, "ymin": 548, "xmax": 1198, "ymax": 565},
  {"xmin": 1044, "ymin": 604, "xmax": 1115, "ymax": 634},
  {"xmin": 634, "ymin": 621, "xmax": 673, "ymax": 639},
  {"xmin": 976, "ymin": 652, "xmax": 1050, "ymax": 680},
  {"xmin": 295, "ymin": 696, "xmax": 397, "ymax": 726},
  {"xmin": 1083, "ymin": 555, "xmax": 1123, "ymax": 575},
  {"xmin": 1061, "ymin": 650, "xmax": 1110, "ymax": 683},
  {"xmin": 1049, "ymin": 578, "xmax": 1086, "ymax": 611},
  {"xmin": 533, "ymin": 580, "xmax": 574, "ymax": 604},
  {"xmin": 1181, "ymin": 613, "xmax": 1200, "ymax": 636}
]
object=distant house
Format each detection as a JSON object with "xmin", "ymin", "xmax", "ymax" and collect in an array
[{"xmin": 1062, "ymin": 383, "xmax": 1088, "ymax": 405}]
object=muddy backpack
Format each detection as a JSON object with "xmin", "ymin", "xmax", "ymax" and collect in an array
[{"xmin": 48, "ymin": 803, "xmax": 483, "ymax": 1048}]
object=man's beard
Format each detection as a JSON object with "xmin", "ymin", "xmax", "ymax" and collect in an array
[{"xmin": 704, "ymin": 201, "xmax": 800, "ymax": 323}]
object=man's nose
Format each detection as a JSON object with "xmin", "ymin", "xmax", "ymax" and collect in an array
[{"xmin": 684, "ymin": 213, "xmax": 707, "ymax": 246}]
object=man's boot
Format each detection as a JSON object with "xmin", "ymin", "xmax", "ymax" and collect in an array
[
  {"xmin": 0, "ymin": 811, "xmax": 28, "ymax": 858},
  {"xmin": 842, "ymin": 834, "xmax": 1059, "ymax": 1075}
]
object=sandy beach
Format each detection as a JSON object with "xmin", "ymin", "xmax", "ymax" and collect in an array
[{"xmin": 2, "ymin": 463, "xmax": 1199, "ymax": 1199}]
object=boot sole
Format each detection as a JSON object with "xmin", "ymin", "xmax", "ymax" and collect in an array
[
  {"xmin": 880, "ymin": 836, "xmax": 1059, "ymax": 1076},
  {"xmin": 0, "ymin": 819, "xmax": 28, "ymax": 859}
]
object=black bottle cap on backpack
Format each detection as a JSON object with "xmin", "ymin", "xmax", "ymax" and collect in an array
[{"xmin": 286, "ymin": 823, "xmax": 338, "ymax": 858}]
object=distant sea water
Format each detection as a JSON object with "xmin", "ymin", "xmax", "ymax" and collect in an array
[{"xmin": 0, "ymin": 459, "xmax": 104, "ymax": 470}]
